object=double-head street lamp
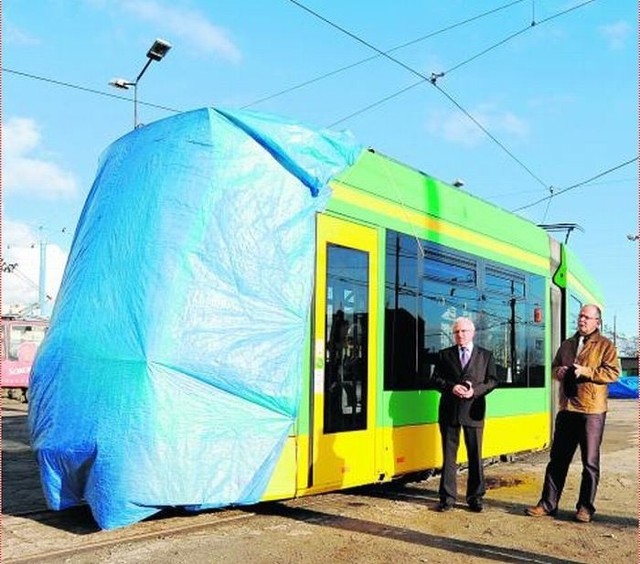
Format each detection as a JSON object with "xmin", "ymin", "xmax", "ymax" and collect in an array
[{"xmin": 109, "ymin": 38, "xmax": 172, "ymax": 129}]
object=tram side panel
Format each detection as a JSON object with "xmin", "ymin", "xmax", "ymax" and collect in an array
[
  {"xmin": 261, "ymin": 151, "xmax": 604, "ymax": 502},
  {"xmin": 323, "ymin": 151, "xmax": 556, "ymax": 482}
]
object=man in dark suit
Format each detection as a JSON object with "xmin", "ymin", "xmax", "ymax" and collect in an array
[{"xmin": 431, "ymin": 317, "xmax": 498, "ymax": 512}]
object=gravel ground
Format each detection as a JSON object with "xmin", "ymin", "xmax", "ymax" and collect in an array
[{"xmin": 2, "ymin": 398, "xmax": 637, "ymax": 563}]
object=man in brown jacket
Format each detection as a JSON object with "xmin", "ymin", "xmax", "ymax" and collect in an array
[{"xmin": 525, "ymin": 304, "xmax": 620, "ymax": 523}]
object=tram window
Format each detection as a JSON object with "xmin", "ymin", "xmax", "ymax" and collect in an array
[
  {"xmin": 324, "ymin": 244, "xmax": 369, "ymax": 434},
  {"xmin": 525, "ymin": 276, "xmax": 546, "ymax": 387},
  {"xmin": 477, "ymin": 269, "xmax": 545, "ymax": 388},
  {"xmin": 384, "ymin": 233, "xmax": 421, "ymax": 390},
  {"xmin": 384, "ymin": 230, "xmax": 547, "ymax": 390},
  {"xmin": 476, "ymin": 294, "xmax": 526, "ymax": 385},
  {"xmin": 425, "ymin": 250, "xmax": 476, "ymax": 287},
  {"xmin": 0, "ymin": 325, "xmax": 6, "ymax": 360},
  {"xmin": 420, "ymin": 266, "xmax": 479, "ymax": 382},
  {"xmin": 485, "ymin": 268, "xmax": 525, "ymax": 297},
  {"xmin": 9, "ymin": 325, "xmax": 47, "ymax": 360},
  {"xmin": 568, "ymin": 294, "xmax": 583, "ymax": 335}
]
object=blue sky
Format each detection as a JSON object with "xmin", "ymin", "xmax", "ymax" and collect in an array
[{"xmin": 3, "ymin": 0, "xmax": 637, "ymax": 336}]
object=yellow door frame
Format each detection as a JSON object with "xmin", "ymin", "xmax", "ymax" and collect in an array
[{"xmin": 306, "ymin": 214, "xmax": 379, "ymax": 492}]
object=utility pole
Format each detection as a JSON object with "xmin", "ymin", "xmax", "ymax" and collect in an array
[{"xmin": 38, "ymin": 226, "xmax": 49, "ymax": 317}]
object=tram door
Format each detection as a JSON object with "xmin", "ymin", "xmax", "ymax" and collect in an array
[{"xmin": 311, "ymin": 214, "xmax": 378, "ymax": 489}]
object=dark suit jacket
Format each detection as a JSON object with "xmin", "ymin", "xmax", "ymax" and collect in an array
[{"xmin": 431, "ymin": 344, "xmax": 498, "ymax": 427}]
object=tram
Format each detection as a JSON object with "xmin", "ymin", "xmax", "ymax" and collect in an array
[
  {"xmin": 1, "ymin": 316, "xmax": 48, "ymax": 402},
  {"xmin": 29, "ymin": 108, "xmax": 602, "ymax": 529},
  {"xmin": 262, "ymin": 148, "xmax": 600, "ymax": 500}
]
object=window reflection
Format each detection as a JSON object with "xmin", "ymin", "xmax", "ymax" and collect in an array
[
  {"xmin": 324, "ymin": 244, "xmax": 369, "ymax": 433},
  {"xmin": 384, "ymin": 232, "xmax": 546, "ymax": 390}
]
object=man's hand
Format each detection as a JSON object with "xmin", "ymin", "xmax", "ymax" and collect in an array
[
  {"xmin": 453, "ymin": 382, "xmax": 474, "ymax": 399},
  {"xmin": 556, "ymin": 366, "xmax": 569, "ymax": 380},
  {"xmin": 573, "ymin": 363, "xmax": 587, "ymax": 378},
  {"xmin": 452, "ymin": 384, "xmax": 467, "ymax": 397},
  {"xmin": 461, "ymin": 381, "xmax": 474, "ymax": 399}
]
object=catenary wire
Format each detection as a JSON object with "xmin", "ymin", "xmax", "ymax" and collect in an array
[
  {"xmin": 1, "ymin": 68, "xmax": 182, "ymax": 115},
  {"xmin": 442, "ymin": 0, "xmax": 595, "ymax": 76},
  {"xmin": 4, "ymin": 64, "xmax": 633, "ymax": 219},
  {"xmin": 322, "ymin": 0, "xmax": 596, "ymax": 120},
  {"xmin": 243, "ymin": 0, "xmax": 527, "ymax": 108},
  {"xmin": 3, "ymin": 1, "xmax": 629, "ymax": 216},
  {"xmin": 286, "ymin": 0, "xmax": 591, "ymax": 191},
  {"xmin": 511, "ymin": 157, "xmax": 638, "ymax": 212}
]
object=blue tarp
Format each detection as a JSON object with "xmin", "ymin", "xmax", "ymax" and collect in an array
[
  {"xmin": 28, "ymin": 107, "xmax": 363, "ymax": 529},
  {"xmin": 608, "ymin": 376, "xmax": 638, "ymax": 399}
]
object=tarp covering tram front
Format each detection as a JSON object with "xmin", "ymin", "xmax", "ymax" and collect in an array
[{"xmin": 28, "ymin": 107, "xmax": 362, "ymax": 530}]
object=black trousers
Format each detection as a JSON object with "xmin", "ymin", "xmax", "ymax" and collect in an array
[
  {"xmin": 438, "ymin": 423, "xmax": 485, "ymax": 505},
  {"xmin": 538, "ymin": 410, "xmax": 607, "ymax": 514}
]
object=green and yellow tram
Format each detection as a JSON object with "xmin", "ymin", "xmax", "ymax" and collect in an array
[
  {"xmin": 263, "ymin": 147, "xmax": 602, "ymax": 501},
  {"xmin": 30, "ymin": 108, "xmax": 602, "ymax": 529}
]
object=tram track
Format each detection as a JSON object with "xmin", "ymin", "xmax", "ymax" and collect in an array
[
  {"xmin": 4, "ymin": 507, "xmax": 258, "ymax": 564},
  {"xmin": 3, "ymin": 490, "xmax": 353, "ymax": 564}
]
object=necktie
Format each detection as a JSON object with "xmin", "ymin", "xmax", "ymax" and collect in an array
[
  {"xmin": 576, "ymin": 336, "xmax": 585, "ymax": 359},
  {"xmin": 460, "ymin": 347, "xmax": 469, "ymax": 368}
]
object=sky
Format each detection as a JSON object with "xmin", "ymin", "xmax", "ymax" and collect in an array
[{"xmin": 2, "ymin": 0, "xmax": 638, "ymax": 336}]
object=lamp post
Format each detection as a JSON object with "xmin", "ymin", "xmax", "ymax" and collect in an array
[{"xmin": 109, "ymin": 38, "xmax": 172, "ymax": 129}]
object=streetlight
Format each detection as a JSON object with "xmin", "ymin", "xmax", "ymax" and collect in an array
[
  {"xmin": 626, "ymin": 234, "xmax": 639, "ymax": 241},
  {"xmin": 109, "ymin": 38, "xmax": 172, "ymax": 129}
]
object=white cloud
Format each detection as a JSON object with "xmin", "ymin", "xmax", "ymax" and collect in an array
[
  {"xmin": 120, "ymin": 0, "xmax": 242, "ymax": 62},
  {"xmin": 2, "ymin": 220, "xmax": 68, "ymax": 317},
  {"xmin": 2, "ymin": 118, "xmax": 78, "ymax": 199},
  {"xmin": 427, "ymin": 104, "xmax": 529, "ymax": 147},
  {"xmin": 4, "ymin": 23, "xmax": 40, "ymax": 46},
  {"xmin": 599, "ymin": 21, "xmax": 631, "ymax": 50}
]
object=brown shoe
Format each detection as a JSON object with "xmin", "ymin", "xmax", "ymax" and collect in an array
[
  {"xmin": 525, "ymin": 504, "xmax": 554, "ymax": 517},
  {"xmin": 575, "ymin": 508, "xmax": 592, "ymax": 523}
]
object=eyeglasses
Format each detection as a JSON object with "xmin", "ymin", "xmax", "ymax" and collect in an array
[{"xmin": 578, "ymin": 314, "xmax": 599, "ymax": 321}]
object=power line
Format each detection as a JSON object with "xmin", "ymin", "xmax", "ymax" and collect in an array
[
  {"xmin": 326, "ymin": 80, "xmax": 423, "ymax": 128},
  {"xmin": 287, "ymin": 0, "xmax": 453, "ymax": 83},
  {"xmin": 441, "ymin": 0, "xmax": 596, "ymax": 77},
  {"xmin": 430, "ymin": 81, "xmax": 549, "ymax": 189},
  {"xmin": 511, "ymin": 157, "xmax": 639, "ymax": 212},
  {"xmin": 3, "ymin": 1, "xmax": 622, "ymax": 208},
  {"xmin": 243, "ymin": 0, "xmax": 527, "ymax": 108},
  {"xmin": 2, "ymin": 68, "xmax": 182, "ymax": 115},
  {"xmin": 289, "ymin": 0, "xmax": 596, "ymax": 191},
  {"xmin": 285, "ymin": 0, "xmax": 552, "ymax": 189}
]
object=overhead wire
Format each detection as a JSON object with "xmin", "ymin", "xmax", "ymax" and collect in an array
[
  {"xmin": 2, "ymin": 68, "xmax": 182, "ymax": 115},
  {"xmin": 286, "ymin": 0, "xmax": 567, "ymax": 190},
  {"xmin": 287, "ymin": 0, "xmax": 600, "ymax": 202},
  {"xmin": 3, "ymin": 1, "xmax": 628, "ymax": 217},
  {"xmin": 511, "ymin": 157, "xmax": 638, "ymax": 212},
  {"xmin": 243, "ymin": 0, "xmax": 527, "ymax": 108},
  {"xmin": 442, "ymin": 0, "xmax": 596, "ymax": 76}
]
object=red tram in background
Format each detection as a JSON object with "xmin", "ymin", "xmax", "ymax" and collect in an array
[{"xmin": 1, "ymin": 316, "xmax": 48, "ymax": 402}]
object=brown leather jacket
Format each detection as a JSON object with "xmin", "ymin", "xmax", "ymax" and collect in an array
[{"xmin": 552, "ymin": 330, "xmax": 620, "ymax": 414}]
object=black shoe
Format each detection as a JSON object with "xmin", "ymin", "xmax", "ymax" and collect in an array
[
  {"xmin": 436, "ymin": 502, "xmax": 454, "ymax": 512},
  {"xmin": 468, "ymin": 500, "xmax": 483, "ymax": 513}
]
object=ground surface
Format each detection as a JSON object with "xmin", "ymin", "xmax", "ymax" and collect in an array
[{"xmin": 2, "ymin": 398, "xmax": 638, "ymax": 563}]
